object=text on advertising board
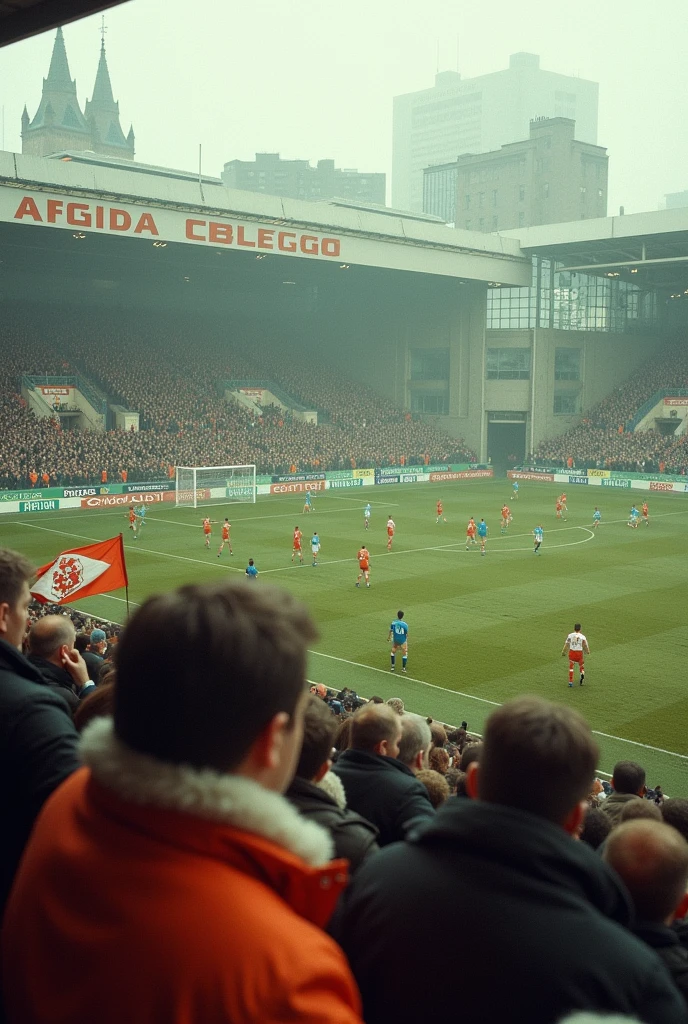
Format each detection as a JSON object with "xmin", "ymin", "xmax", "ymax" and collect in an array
[{"xmin": 650, "ymin": 481, "xmax": 674, "ymax": 491}]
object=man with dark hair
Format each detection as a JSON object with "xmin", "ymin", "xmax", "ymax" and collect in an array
[
  {"xmin": 605, "ymin": 820, "xmax": 688, "ymax": 1006},
  {"xmin": 27, "ymin": 615, "xmax": 96, "ymax": 711},
  {"xmin": 601, "ymin": 761, "xmax": 647, "ymax": 824},
  {"xmin": 0, "ymin": 549, "xmax": 80, "ymax": 922},
  {"xmin": 662, "ymin": 798, "xmax": 688, "ymax": 843},
  {"xmin": 3, "ymin": 581, "xmax": 363, "ymax": 1024},
  {"xmin": 74, "ymin": 631, "xmax": 104, "ymax": 683},
  {"xmin": 333, "ymin": 696, "xmax": 686, "ymax": 1024},
  {"xmin": 397, "ymin": 715, "xmax": 432, "ymax": 774},
  {"xmin": 332, "ymin": 704, "xmax": 434, "ymax": 846},
  {"xmin": 285, "ymin": 695, "xmax": 379, "ymax": 874}
]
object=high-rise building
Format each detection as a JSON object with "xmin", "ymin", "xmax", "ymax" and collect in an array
[
  {"xmin": 221, "ymin": 153, "xmax": 385, "ymax": 205},
  {"xmin": 665, "ymin": 191, "xmax": 688, "ymax": 210},
  {"xmin": 22, "ymin": 27, "xmax": 134, "ymax": 161},
  {"xmin": 424, "ymin": 117, "xmax": 608, "ymax": 232},
  {"xmin": 393, "ymin": 53, "xmax": 598, "ymax": 213}
]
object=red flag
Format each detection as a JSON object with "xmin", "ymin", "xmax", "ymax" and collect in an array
[{"xmin": 31, "ymin": 535, "xmax": 129, "ymax": 606}]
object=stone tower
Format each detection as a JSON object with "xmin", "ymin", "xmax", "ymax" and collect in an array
[{"xmin": 22, "ymin": 27, "xmax": 134, "ymax": 161}]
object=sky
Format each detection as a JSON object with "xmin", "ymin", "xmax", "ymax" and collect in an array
[{"xmin": 0, "ymin": 0, "xmax": 686, "ymax": 215}]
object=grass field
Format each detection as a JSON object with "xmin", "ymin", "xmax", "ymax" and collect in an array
[{"xmin": 3, "ymin": 478, "xmax": 688, "ymax": 794}]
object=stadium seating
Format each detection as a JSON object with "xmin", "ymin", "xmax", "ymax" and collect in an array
[
  {"xmin": 533, "ymin": 340, "xmax": 688, "ymax": 473},
  {"xmin": 0, "ymin": 308, "xmax": 475, "ymax": 487}
]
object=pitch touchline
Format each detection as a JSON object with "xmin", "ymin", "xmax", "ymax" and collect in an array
[
  {"xmin": 309, "ymin": 651, "xmax": 688, "ymax": 761},
  {"xmin": 16, "ymin": 503, "xmax": 398, "ymax": 528}
]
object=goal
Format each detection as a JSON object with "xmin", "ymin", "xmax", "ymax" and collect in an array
[{"xmin": 175, "ymin": 465, "xmax": 257, "ymax": 508}]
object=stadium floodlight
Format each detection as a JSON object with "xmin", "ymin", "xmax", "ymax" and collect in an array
[{"xmin": 175, "ymin": 466, "xmax": 257, "ymax": 508}]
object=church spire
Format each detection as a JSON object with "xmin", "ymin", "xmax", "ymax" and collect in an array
[
  {"xmin": 45, "ymin": 26, "xmax": 74, "ymax": 91},
  {"xmin": 22, "ymin": 26, "xmax": 89, "ymax": 155},
  {"xmin": 84, "ymin": 25, "xmax": 134, "ymax": 159}
]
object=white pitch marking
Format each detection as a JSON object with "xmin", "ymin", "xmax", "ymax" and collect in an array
[{"xmin": 309, "ymin": 651, "xmax": 688, "ymax": 761}]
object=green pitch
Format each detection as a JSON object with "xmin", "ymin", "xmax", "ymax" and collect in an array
[{"xmin": 4, "ymin": 479, "xmax": 688, "ymax": 794}]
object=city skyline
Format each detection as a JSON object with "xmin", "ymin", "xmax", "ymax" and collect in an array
[{"xmin": 0, "ymin": 0, "xmax": 685, "ymax": 217}]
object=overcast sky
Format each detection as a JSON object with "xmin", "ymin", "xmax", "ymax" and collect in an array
[{"xmin": 1, "ymin": 0, "xmax": 685, "ymax": 215}]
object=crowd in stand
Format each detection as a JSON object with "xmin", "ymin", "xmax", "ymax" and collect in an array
[
  {"xmin": 533, "ymin": 341, "xmax": 688, "ymax": 472},
  {"xmin": 3, "ymin": 547, "xmax": 688, "ymax": 1023},
  {"xmin": 0, "ymin": 308, "xmax": 475, "ymax": 488}
]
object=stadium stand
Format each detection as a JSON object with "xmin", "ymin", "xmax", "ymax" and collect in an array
[
  {"xmin": 533, "ymin": 340, "xmax": 688, "ymax": 473},
  {"xmin": 0, "ymin": 307, "xmax": 475, "ymax": 487}
]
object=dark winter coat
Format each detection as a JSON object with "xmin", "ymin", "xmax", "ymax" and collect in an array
[
  {"xmin": 333, "ymin": 798, "xmax": 687, "ymax": 1024},
  {"xmin": 285, "ymin": 775, "xmax": 379, "ymax": 874},
  {"xmin": 634, "ymin": 921, "xmax": 688, "ymax": 1007},
  {"xmin": 0, "ymin": 639, "xmax": 80, "ymax": 918},
  {"xmin": 331, "ymin": 749, "xmax": 434, "ymax": 847}
]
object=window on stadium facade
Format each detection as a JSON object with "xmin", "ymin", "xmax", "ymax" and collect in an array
[
  {"xmin": 487, "ymin": 257, "xmax": 657, "ymax": 333},
  {"xmin": 554, "ymin": 347, "xmax": 582, "ymax": 381},
  {"xmin": 486, "ymin": 348, "xmax": 531, "ymax": 379},
  {"xmin": 411, "ymin": 391, "xmax": 449, "ymax": 415},
  {"xmin": 553, "ymin": 391, "xmax": 582, "ymax": 415},
  {"xmin": 410, "ymin": 348, "xmax": 450, "ymax": 381}
]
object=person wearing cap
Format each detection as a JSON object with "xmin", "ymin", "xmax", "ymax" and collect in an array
[{"xmin": 89, "ymin": 628, "xmax": 107, "ymax": 659}]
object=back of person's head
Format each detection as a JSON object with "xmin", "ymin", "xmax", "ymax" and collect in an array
[
  {"xmin": 429, "ymin": 722, "xmax": 447, "ymax": 749},
  {"xmin": 74, "ymin": 681, "xmax": 116, "ymax": 733},
  {"xmin": 386, "ymin": 697, "xmax": 404, "ymax": 716},
  {"xmin": 74, "ymin": 632, "xmax": 90, "ymax": 654},
  {"xmin": 416, "ymin": 769, "xmax": 449, "ymax": 809},
  {"xmin": 476, "ymin": 697, "xmax": 598, "ymax": 825},
  {"xmin": 428, "ymin": 747, "xmax": 450, "ymax": 775},
  {"xmin": 397, "ymin": 716, "xmax": 431, "ymax": 769},
  {"xmin": 0, "ymin": 548, "xmax": 34, "ymax": 608},
  {"xmin": 604, "ymin": 820, "xmax": 688, "ymax": 923},
  {"xmin": 28, "ymin": 614, "xmax": 75, "ymax": 660},
  {"xmin": 611, "ymin": 760, "xmax": 646, "ymax": 795},
  {"xmin": 579, "ymin": 807, "xmax": 612, "ymax": 850},
  {"xmin": 445, "ymin": 768, "xmax": 461, "ymax": 795},
  {"xmin": 368, "ymin": 695, "xmax": 384, "ymax": 704},
  {"xmin": 295, "ymin": 695, "xmax": 338, "ymax": 781},
  {"xmin": 350, "ymin": 704, "xmax": 400, "ymax": 754},
  {"xmin": 334, "ymin": 716, "xmax": 353, "ymax": 752},
  {"xmin": 460, "ymin": 742, "xmax": 482, "ymax": 772},
  {"xmin": 114, "ymin": 581, "xmax": 317, "ymax": 773},
  {"xmin": 619, "ymin": 799, "xmax": 662, "ymax": 825},
  {"xmin": 661, "ymin": 798, "xmax": 688, "ymax": 842}
]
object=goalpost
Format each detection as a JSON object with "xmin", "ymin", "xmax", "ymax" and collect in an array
[{"xmin": 175, "ymin": 465, "xmax": 257, "ymax": 508}]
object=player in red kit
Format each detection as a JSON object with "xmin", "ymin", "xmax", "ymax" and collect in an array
[
  {"xmin": 292, "ymin": 526, "xmax": 304, "ymax": 564},
  {"xmin": 217, "ymin": 518, "xmax": 233, "ymax": 557},
  {"xmin": 561, "ymin": 623, "xmax": 590, "ymax": 687},
  {"xmin": 436, "ymin": 500, "xmax": 446, "ymax": 524}
]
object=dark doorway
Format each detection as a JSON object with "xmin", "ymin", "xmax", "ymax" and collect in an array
[{"xmin": 488, "ymin": 421, "xmax": 527, "ymax": 474}]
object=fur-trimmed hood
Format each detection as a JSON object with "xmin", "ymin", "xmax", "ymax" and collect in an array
[{"xmin": 80, "ymin": 717, "xmax": 334, "ymax": 867}]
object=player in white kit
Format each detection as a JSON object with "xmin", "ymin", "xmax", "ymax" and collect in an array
[{"xmin": 561, "ymin": 623, "xmax": 590, "ymax": 687}]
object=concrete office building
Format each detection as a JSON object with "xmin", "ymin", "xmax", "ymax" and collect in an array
[
  {"xmin": 222, "ymin": 153, "xmax": 386, "ymax": 205},
  {"xmin": 666, "ymin": 191, "xmax": 688, "ymax": 210},
  {"xmin": 424, "ymin": 117, "xmax": 608, "ymax": 231},
  {"xmin": 393, "ymin": 52, "xmax": 598, "ymax": 213}
]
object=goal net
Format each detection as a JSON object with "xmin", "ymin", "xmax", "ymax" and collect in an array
[{"xmin": 175, "ymin": 465, "xmax": 257, "ymax": 508}]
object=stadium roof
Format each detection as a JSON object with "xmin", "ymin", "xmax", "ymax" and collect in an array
[
  {"xmin": 502, "ymin": 208, "xmax": 688, "ymax": 293},
  {"xmin": 0, "ymin": 151, "xmax": 531, "ymax": 284},
  {"xmin": 0, "ymin": 1, "xmax": 128, "ymax": 47}
]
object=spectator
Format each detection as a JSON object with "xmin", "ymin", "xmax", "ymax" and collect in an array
[
  {"xmin": 332, "ymin": 704, "xmax": 434, "ymax": 847},
  {"xmin": 75, "ymin": 631, "xmax": 105, "ymax": 683},
  {"xmin": 73, "ymin": 680, "xmax": 116, "ymax": 733},
  {"xmin": 333, "ymin": 696, "xmax": 686, "ymax": 1024},
  {"xmin": 416, "ymin": 769, "xmax": 450, "ymax": 808},
  {"xmin": 428, "ymin": 721, "xmax": 448, "ymax": 750},
  {"xmin": 428, "ymin": 747, "xmax": 450, "ymax": 775},
  {"xmin": 27, "ymin": 615, "xmax": 96, "ymax": 711},
  {"xmin": 284, "ymin": 695, "xmax": 379, "ymax": 875},
  {"xmin": 2, "ymin": 581, "xmax": 363, "ymax": 1024},
  {"xmin": 0, "ymin": 549, "xmax": 80, "ymax": 920},
  {"xmin": 579, "ymin": 807, "xmax": 613, "ymax": 851},
  {"xmin": 89, "ymin": 627, "xmax": 107, "ymax": 661},
  {"xmin": 662, "ymin": 799, "xmax": 688, "ymax": 842},
  {"xmin": 397, "ymin": 715, "xmax": 432, "ymax": 774},
  {"xmin": 604, "ymin": 820, "xmax": 688, "ymax": 1007},
  {"xmin": 386, "ymin": 697, "xmax": 405, "ymax": 716},
  {"xmin": 619, "ymin": 800, "xmax": 663, "ymax": 825},
  {"xmin": 601, "ymin": 761, "xmax": 647, "ymax": 824}
]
